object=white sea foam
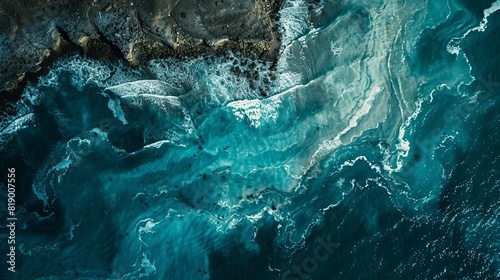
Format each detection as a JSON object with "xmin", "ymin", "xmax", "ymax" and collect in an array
[
  {"xmin": 278, "ymin": 0, "xmax": 312, "ymax": 48},
  {"xmin": 105, "ymin": 80, "xmax": 182, "ymax": 97},
  {"xmin": 137, "ymin": 218, "xmax": 161, "ymax": 243},
  {"xmin": 227, "ymin": 95, "xmax": 284, "ymax": 128},
  {"xmin": 139, "ymin": 253, "xmax": 157, "ymax": 277},
  {"xmin": 303, "ymin": 86, "xmax": 383, "ymax": 177},
  {"xmin": 447, "ymin": 0, "xmax": 500, "ymax": 55},
  {"xmin": 0, "ymin": 113, "xmax": 34, "ymax": 135},
  {"xmin": 107, "ymin": 97, "xmax": 128, "ymax": 125},
  {"xmin": 386, "ymin": 98, "xmax": 423, "ymax": 173}
]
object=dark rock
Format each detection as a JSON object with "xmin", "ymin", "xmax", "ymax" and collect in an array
[{"xmin": 0, "ymin": 0, "xmax": 283, "ymax": 93}]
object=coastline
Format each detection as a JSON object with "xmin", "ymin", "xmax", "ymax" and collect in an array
[{"xmin": 0, "ymin": 0, "xmax": 283, "ymax": 96}]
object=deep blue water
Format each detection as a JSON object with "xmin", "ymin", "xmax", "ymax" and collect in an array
[{"xmin": 1, "ymin": 0, "xmax": 500, "ymax": 279}]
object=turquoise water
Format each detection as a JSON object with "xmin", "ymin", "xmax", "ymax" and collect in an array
[{"xmin": 1, "ymin": 0, "xmax": 499, "ymax": 279}]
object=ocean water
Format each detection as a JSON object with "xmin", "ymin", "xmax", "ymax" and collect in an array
[{"xmin": 1, "ymin": 0, "xmax": 500, "ymax": 279}]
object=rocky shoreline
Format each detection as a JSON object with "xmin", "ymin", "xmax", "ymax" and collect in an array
[{"xmin": 0, "ymin": 0, "xmax": 283, "ymax": 96}]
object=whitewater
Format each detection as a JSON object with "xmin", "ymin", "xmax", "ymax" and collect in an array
[{"xmin": 1, "ymin": 0, "xmax": 499, "ymax": 279}]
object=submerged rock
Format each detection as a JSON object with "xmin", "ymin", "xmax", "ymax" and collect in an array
[{"xmin": 0, "ymin": 0, "xmax": 283, "ymax": 93}]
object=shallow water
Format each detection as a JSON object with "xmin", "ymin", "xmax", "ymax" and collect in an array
[{"xmin": 1, "ymin": 0, "xmax": 499, "ymax": 279}]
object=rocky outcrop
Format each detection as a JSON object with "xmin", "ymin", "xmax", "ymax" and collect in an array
[{"xmin": 0, "ymin": 0, "xmax": 282, "ymax": 93}]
